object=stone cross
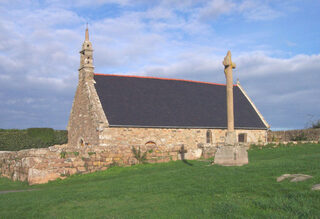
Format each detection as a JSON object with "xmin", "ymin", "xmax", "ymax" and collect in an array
[
  {"xmin": 223, "ymin": 51, "xmax": 236, "ymax": 132},
  {"xmin": 179, "ymin": 145, "xmax": 188, "ymax": 160},
  {"xmin": 214, "ymin": 51, "xmax": 248, "ymax": 165}
]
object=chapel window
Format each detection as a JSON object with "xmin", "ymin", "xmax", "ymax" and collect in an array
[
  {"xmin": 206, "ymin": 130, "xmax": 212, "ymax": 144},
  {"xmin": 238, "ymin": 133, "xmax": 247, "ymax": 143}
]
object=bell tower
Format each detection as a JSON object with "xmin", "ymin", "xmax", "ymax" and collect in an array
[
  {"xmin": 79, "ymin": 24, "xmax": 94, "ymax": 82},
  {"xmin": 68, "ymin": 25, "xmax": 108, "ymax": 148}
]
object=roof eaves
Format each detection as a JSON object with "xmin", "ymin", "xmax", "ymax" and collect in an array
[
  {"xmin": 94, "ymin": 73, "xmax": 238, "ymax": 87},
  {"xmin": 108, "ymin": 124, "xmax": 268, "ymax": 130},
  {"xmin": 237, "ymin": 82, "xmax": 270, "ymax": 129}
]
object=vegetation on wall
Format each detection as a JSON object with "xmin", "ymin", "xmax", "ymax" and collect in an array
[
  {"xmin": 0, "ymin": 128, "xmax": 67, "ymax": 151},
  {"xmin": 290, "ymin": 132, "xmax": 308, "ymax": 141},
  {"xmin": 131, "ymin": 146, "xmax": 148, "ymax": 164}
]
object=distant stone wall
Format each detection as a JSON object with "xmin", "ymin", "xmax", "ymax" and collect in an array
[{"xmin": 268, "ymin": 129, "xmax": 320, "ymax": 142}]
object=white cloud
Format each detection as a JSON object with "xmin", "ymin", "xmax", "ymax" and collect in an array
[
  {"xmin": 236, "ymin": 53, "xmax": 320, "ymax": 77},
  {"xmin": 198, "ymin": 0, "xmax": 236, "ymax": 20},
  {"xmin": 143, "ymin": 6, "xmax": 175, "ymax": 20},
  {"xmin": 238, "ymin": 0, "xmax": 283, "ymax": 21}
]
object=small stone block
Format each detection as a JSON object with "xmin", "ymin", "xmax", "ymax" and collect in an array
[{"xmin": 312, "ymin": 184, "xmax": 320, "ymax": 191}]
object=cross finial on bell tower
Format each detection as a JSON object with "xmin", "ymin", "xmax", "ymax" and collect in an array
[{"xmin": 85, "ymin": 22, "xmax": 89, "ymax": 41}]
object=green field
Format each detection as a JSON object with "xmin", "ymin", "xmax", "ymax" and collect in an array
[{"xmin": 1, "ymin": 143, "xmax": 320, "ymax": 218}]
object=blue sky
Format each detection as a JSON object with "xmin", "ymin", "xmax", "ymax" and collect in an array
[{"xmin": 0, "ymin": 0, "xmax": 319, "ymax": 130}]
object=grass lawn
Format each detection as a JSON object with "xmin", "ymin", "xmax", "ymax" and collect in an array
[{"xmin": 1, "ymin": 143, "xmax": 320, "ymax": 218}]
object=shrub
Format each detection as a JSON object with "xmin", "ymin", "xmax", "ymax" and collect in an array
[
  {"xmin": 53, "ymin": 130, "xmax": 68, "ymax": 145},
  {"xmin": 131, "ymin": 146, "xmax": 148, "ymax": 164},
  {"xmin": 27, "ymin": 128, "xmax": 54, "ymax": 142},
  {"xmin": 0, "ymin": 129, "xmax": 68, "ymax": 151},
  {"xmin": 108, "ymin": 161, "xmax": 119, "ymax": 168},
  {"xmin": 271, "ymin": 135, "xmax": 277, "ymax": 142},
  {"xmin": 73, "ymin": 152, "xmax": 79, "ymax": 156},
  {"xmin": 60, "ymin": 151, "xmax": 67, "ymax": 159},
  {"xmin": 311, "ymin": 120, "xmax": 320, "ymax": 129}
]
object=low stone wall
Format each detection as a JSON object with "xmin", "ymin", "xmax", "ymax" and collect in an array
[
  {"xmin": 268, "ymin": 129, "xmax": 320, "ymax": 142},
  {"xmin": 0, "ymin": 143, "xmax": 215, "ymax": 185}
]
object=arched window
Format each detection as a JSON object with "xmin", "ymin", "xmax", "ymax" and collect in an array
[
  {"xmin": 145, "ymin": 141, "xmax": 156, "ymax": 146},
  {"xmin": 206, "ymin": 130, "xmax": 212, "ymax": 144}
]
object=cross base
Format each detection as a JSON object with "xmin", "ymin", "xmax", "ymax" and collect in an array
[
  {"xmin": 225, "ymin": 131, "xmax": 237, "ymax": 146},
  {"xmin": 214, "ymin": 145, "xmax": 248, "ymax": 166}
]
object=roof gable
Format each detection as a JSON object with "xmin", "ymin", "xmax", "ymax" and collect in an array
[{"xmin": 94, "ymin": 74, "xmax": 267, "ymax": 129}]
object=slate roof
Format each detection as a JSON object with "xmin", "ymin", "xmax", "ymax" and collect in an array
[{"xmin": 94, "ymin": 74, "xmax": 267, "ymax": 129}]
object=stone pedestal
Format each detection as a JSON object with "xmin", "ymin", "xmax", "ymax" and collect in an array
[
  {"xmin": 225, "ymin": 131, "xmax": 236, "ymax": 145},
  {"xmin": 214, "ymin": 145, "xmax": 248, "ymax": 166}
]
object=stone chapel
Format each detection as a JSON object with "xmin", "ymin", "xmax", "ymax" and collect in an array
[
  {"xmin": 67, "ymin": 27, "xmax": 269, "ymax": 158},
  {"xmin": 0, "ymin": 28, "xmax": 271, "ymax": 185}
]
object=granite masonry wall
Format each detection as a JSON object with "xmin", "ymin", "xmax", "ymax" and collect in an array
[
  {"xmin": 100, "ymin": 127, "xmax": 267, "ymax": 148},
  {"xmin": 67, "ymin": 82, "xmax": 99, "ymax": 147},
  {"xmin": 67, "ymin": 80, "xmax": 108, "ymax": 147}
]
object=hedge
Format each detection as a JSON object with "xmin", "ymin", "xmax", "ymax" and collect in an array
[{"xmin": 0, "ymin": 128, "xmax": 68, "ymax": 151}]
